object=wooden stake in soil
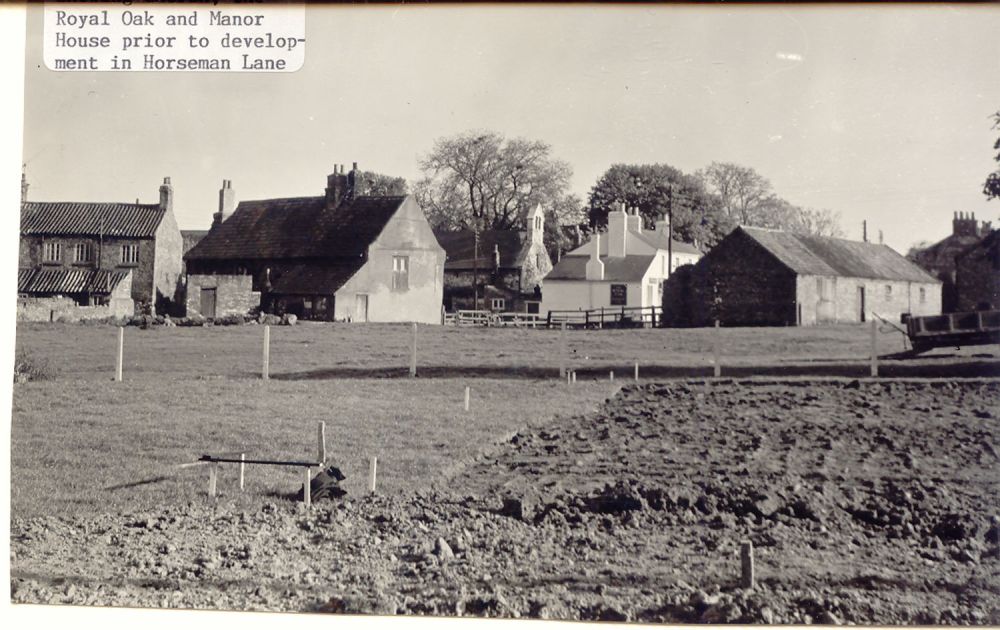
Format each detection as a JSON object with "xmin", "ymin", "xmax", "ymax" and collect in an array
[
  {"xmin": 115, "ymin": 326, "xmax": 124, "ymax": 382},
  {"xmin": 464, "ymin": 386, "xmax": 470, "ymax": 411},
  {"xmin": 410, "ymin": 322, "xmax": 418, "ymax": 377},
  {"xmin": 870, "ymin": 318, "xmax": 879, "ymax": 377},
  {"xmin": 317, "ymin": 421, "xmax": 327, "ymax": 464},
  {"xmin": 713, "ymin": 320, "xmax": 722, "ymax": 378},
  {"xmin": 634, "ymin": 362, "xmax": 639, "ymax": 381},
  {"xmin": 262, "ymin": 325, "xmax": 271, "ymax": 381},
  {"xmin": 609, "ymin": 370, "xmax": 614, "ymax": 382},
  {"xmin": 559, "ymin": 322, "xmax": 567, "ymax": 378},
  {"xmin": 239, "ymin": 453, "xmax": 245, "ymax": 491},
  {"xmin": 208, "ymin": 462, "xmax": 218, "ymax": 498},
  {"xmin": 368, "ymin": 456, "xmax": 378, "ymax": 494},
  {"xmin": 740, "ymin": 540, "xmax": 755, "ymax": 589},
  {"xmin": 303, "ymin": 467, "xmax": 312, "ymax": 508}
]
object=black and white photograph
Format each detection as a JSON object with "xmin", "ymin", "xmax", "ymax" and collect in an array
[{"xmin": 4, "ymin": 2, "xmax": 1000, "ymax": 627}]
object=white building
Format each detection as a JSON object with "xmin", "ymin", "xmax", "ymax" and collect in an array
[{"xmin": 541, "ymin": 204, "xmax": 702, "ymax": 315}]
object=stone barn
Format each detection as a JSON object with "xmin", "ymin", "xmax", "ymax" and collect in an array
[
  {"xmin": 18, "ymin": 176, "xmax": 183, "ymax": 316},
  {"xmin": 184, "ymin": 165, "xmax": 445, "ymax": 323},
  {"xmin": 435, "ymin": 205, "xmax": 552, "ymax": 314},
  {"xmin": 954, "ymin": 229, "xmax": 999, "ymax": 311},
  {"xmin": 663, "ymin": 226, "xmax": 941, "ymax": 327}
]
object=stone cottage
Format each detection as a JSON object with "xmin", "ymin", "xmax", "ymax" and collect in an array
[
  {"xmin": 908, "ymin": 212, "xmax": 992, "ymax": 311},
  {"xmin": 954, "ymin": 229, "xmax": 999, "ymax": 311},
  {"xmin": 184, "ymin": 165, "xmax": 445, "ymax": 323},
  {"xmin": 434, "ymin": 205, "xmax": 552, "ymax": 314},
  {"xmin": 540, "ymin": 204, "xmax": 702, "ymax": 315},
  {"xmin": 662, "ymin": 226, "xmax": 941, "ymax": 327},
  {"xmin": 18, "ymin": 176, "xmax": 183, "ymax": 316}
]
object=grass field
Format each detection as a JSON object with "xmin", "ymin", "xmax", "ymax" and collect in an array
[{"xmin": 10, "ymin": 321, "xmax": 998, "ymax": 519}]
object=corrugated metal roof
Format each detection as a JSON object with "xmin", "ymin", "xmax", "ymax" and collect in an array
[
  {"xmin": 740, "ymin": 227, "xmax": 939, "ymax": 283},
  {"xmin": 20, "ymin": 202, "xmax": 166, "ymax": 238},
  {"xmin": 269, "ymin": 263, "xmax": 362, "ymax": 295},
  {"xmin": 546, "ymin": 254, "xmax": 656, "ymax": 282},
  {"xmin": 18, "ymin": 268, "xmax": 129, "ymax": 295},
  {"xmin": 185, "ymin": 195, "xmax": 406, "ymax": 261}
]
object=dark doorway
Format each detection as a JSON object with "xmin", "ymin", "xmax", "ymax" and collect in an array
[{"xmin": 201, "ymin": 287, "xmax": 217, "ymax": 319}]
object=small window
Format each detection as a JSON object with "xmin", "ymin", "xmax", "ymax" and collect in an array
[
  {"xmin": 491, "ymin": 298, "xmax": 505, "ymax": 311},
  {"xmin": 120, "ymin": 244, "xmax": 139, "ymax": 265},
  {"xmin": 919, "ymin": 287, "xmax": 926, "ymax": 303},
  {"xmin": 392, "ymin": 255, "xmax": 409, "ymax": 291},
  {"xmin": 74, "ymin": 242, "xmax": 93, "ymax": 263},
  {"xmin": 42, "ymin": 241, "xmax": 62, "ymax": 263}
]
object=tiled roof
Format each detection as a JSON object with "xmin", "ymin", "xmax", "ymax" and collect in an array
[
  {"xmin": 435, "ymin": 230, "xmax": 527, "ymax": 270},
  {"xmin": 634, "ymin": 230, "xmax": 703, "ymax": 256},
  {"xmin": 20, "ymin": 202, "xmax": 166, "ymax": 238},
  {"xmin": 268, "ymin": 263, "xmax": 362, "ymax": 295},
  {"xmin": 545, "ymin": 254, "xmax": 656, "ymax": 282},
  {"xmin": 18, "ymin": 268, "xmax": 129, "ymax": 295},
  {"xmin": 185, "ymin": 195, "xmax": 406, "ymax": 261},
  {"xmin": 740, "ymin": 227, "xmax": 939, "ymax": 283}
]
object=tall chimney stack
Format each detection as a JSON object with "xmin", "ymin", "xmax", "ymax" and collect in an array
[
  {"xmin": 862, "ymin": 220, "xmax": 868, "ymax": 243},
  {"xmin": 159, "ymin": 177, "xmax": 173, "ymax": 213},
  {"xmin": 212, "ymin": 179, "xmax": 235, "ymax": 229},
  {"xmin": 20, "ymin": 164, "xmax": 28, "ymax": 203}
]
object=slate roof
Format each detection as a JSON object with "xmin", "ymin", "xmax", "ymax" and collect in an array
[
  {"xmin": 268, "ymin": 264, "xmax": 364, "ymax": 295},
  {"xmin": 634, "ymin": 230, "xmax": 703, "ymax": 256},
  {"xmin": 20, "ymin": 202, "xmax": 166, "ymax": 238},
  {"xmin": 18, "ymin": 268, "xmax": 129, "ymax": 295},
  {"xmin": 434, "ymin": 229, "xmax": 527, "ymax": 270},
  {"xmin": 185, "ymin": 195, "xmax": 406, "ymax": 261},
  {"xmin": 740, "ymin": 227, "xmax": 939, "ymax": 283},
  {"xmin": 545, "ymin": 254, "xmax": 656, "ymax": 282}
]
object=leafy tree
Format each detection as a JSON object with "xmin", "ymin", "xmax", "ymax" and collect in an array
[
  {"xmin": 414, "ymin": 130, "xmax": 573, "ymax": 233},
  {"xmin": 984, "ymin": 110, "xmax": 1000, "ymax": 200},
  {"xmin": 353, "ymin": 170, "xmax": 407, "ymax": 197},
  {"xmin": 587, "ymin": 163, "xmax": 732, "ymax": 248}
]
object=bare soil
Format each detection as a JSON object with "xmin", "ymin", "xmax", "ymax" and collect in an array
[{"xmin": 11, "ymin": 377, "xmax": 1000, "ymax": 624}]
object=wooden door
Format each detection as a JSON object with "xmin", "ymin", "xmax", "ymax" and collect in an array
[{"xmin": 200, "ymin": 288, "xmax": 217, "ymax": 319}]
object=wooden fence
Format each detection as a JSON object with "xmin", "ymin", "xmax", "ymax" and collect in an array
[{"xmin": 546, "ymin": 305, "xmax": 662, "ymax": 329}]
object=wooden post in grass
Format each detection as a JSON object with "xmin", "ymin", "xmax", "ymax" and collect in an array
[
  {"xmin": 571, "ymin": 370, "xmax": 577, "ymax": 384},
  {"xmin": 410, "ymin": 322, "xmax": 418, "ymax": 378},
  {"xmin": 262, "ymin": 325, "xmax": 270, "ymax": 381},
  {"xmin": 559, "ymin": 322, "xmax": 567, "ymax": 378},
  {"xmin": 464, "ymin": 386, "xmax": 470, "ymax": 411},
  {"xmin": 303, "ymin": 467, "xmax": 312, "ymax": 508},
  {"xmin": 368, "ymin": 456, "xmax": 378, "ymax": 494},
  {"xmin": 239, "ymin": 453, "xmax": 245, "ymax": 491},
  {"xmin": 870, "ymin": 318, "xmax": 879, "ymax": 377},
  {"xmin": 208, "ymin": 462, "xmax": 218, "ymax": 498},
  {"xmin": 115, "ymin": 326, "xmax": 124, "ymax": 382},
  {"xmin": 634, "ymin": 362, "xmax": 639, "ymax": 382},
  {"xmin": 317, "ymin": 421, "xmax": 326, "ymax": 464},
  {"xmin": 713, "ymin": 320, "xmax": 722, "ymax": 378},
  {"xmin": 741, "ymin": 540, "xmax": 755, "ymax": 589},
  {"xmin": 609, "ymin": 370, "xmax": 614, "ymax": 382}
]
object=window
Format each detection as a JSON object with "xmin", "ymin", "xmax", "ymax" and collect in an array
[
  {"xmin": 120, "ymin": 244, "xmax": 139, "ymax": 265},
  {"xmin": 919, "ymin": 287, "xmax": 926, "ymax": 303},
  {"xmin": 885, "ymin": 285, "xmax": 892, "ymax": 298},
  {"xmin": 73, "ymin": 242, "xmax": 93, "ymax": 263},
  {"xmin": 491, "ymin": 298, "xmax": 505, "ymax": 311},
  {"xmin": 42, "ymin": 241, "xmax": 62, "ymax": 263},
  {"xmin": 392, "ymin": 255, "xmax": 409, "ymax": 291}
]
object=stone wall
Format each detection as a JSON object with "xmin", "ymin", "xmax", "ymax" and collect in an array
[{"xmin": 185, "ymin": 274, "xmax": 260, "ymax": 318}]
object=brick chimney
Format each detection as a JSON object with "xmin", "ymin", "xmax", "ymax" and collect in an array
[
  {"xmin": 20, "ymin": 164, "xmax": 28, "ymax": 203},
  {"xmin": 953, "ymin": 211, "xmax": 991, "ymax": 238},
  {"xmin": 626, "ymin": 206, "xmax": 642, "ymax": 233},
  {"xmin": 607, "ymin": 202, "xmax": 628, "ymax": 258},
  {"xmin": 159, "ymin": 177, "xmax": 173, "ymax": 213},
  {"xmin": 346, "ymin": 162, "xmax": 360, "ymax": 200},
  {"xmin": 655, "ymin": 212, "xmax": 670, "ymax": 235},
  {"xmin": 212, "ymin": 179, "xmax": 235, "ymax": 229},
  {"xmin": 325, "ymin": 164, "xmax": 348, "ymax": 209}
]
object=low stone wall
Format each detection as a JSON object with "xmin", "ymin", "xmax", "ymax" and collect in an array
[
  {"xmin": 185, "ymin": 274, "xmax": 260, "ymax": 318},
  {"xmin": 16, "ymin": 296, "xmax": 132, "ymax": 322}
]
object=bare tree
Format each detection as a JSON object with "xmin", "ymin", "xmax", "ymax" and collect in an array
[{"xmin": 414, "ymin": 130, "xmax": 573, "ymax": 232}]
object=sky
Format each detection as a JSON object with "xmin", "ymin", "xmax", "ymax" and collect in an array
[{"xmin": 17, "ymin": 3, "xmax": 1000, "ymax": 253}]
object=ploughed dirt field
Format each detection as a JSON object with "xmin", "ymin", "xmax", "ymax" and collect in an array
[{"xmin": 10, "ymin": 378, "xmax": 1000, "ymax": 624}]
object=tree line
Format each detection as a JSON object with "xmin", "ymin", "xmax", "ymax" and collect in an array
[{"xmin": 362, "ymin": 129, "xmax": 846, "ymax": 258}]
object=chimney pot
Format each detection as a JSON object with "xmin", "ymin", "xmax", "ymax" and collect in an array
[{"xmin": 352, "ymin": 162, "xmax": 358, "ymax": 171}]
